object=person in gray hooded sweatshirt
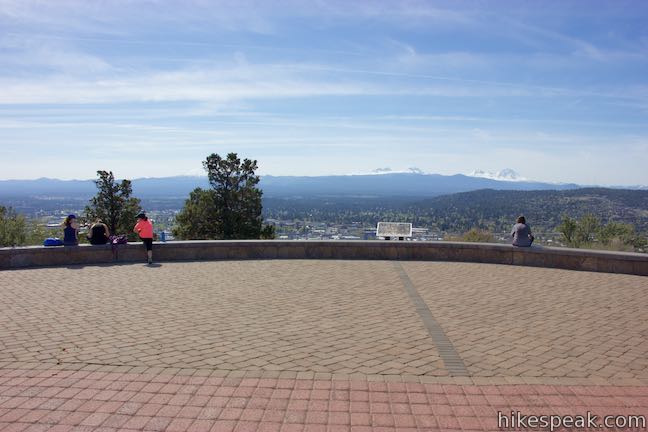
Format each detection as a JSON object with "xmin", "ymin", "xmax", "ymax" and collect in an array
[{"xmin": 511, "ymin": 215, "xmax": 534, "ymax": 247}]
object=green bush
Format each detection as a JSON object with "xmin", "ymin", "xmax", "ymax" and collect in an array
[
  {"xmin": 0, "ymin": 206, "xmax": 26, "ymax": 247},
  {"xmin": 559, "ymin": 214, "xmax": 646, "ymax": 252},
  {"xmin": 461, "ymin": 228, "xmax": 494, "ymax": 243}
]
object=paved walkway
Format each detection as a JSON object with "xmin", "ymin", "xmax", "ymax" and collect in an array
[{"xmin": 1, "ymin": 260, "xmax": 647, "ymax": 431}]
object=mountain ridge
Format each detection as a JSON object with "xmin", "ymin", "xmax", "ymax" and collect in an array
[{"xmin": 0, "ymin": 173, "xmax": 586, "ymax": 199}]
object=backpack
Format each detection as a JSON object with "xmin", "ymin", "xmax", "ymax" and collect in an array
[
  {"xmin": 110, "ymin": 235, "xmax": 129, "ymax": 245},
  {"xmin": 43, "ymin": 238, "xmax": 64, "ymax": 246}
]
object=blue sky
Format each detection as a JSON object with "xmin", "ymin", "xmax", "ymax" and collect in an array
[{"xmin": 1, "ymin": 0, "xmax": 647, "ymax": 185}]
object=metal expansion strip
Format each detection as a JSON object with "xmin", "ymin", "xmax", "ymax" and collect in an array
[{"xmin": 394, "ymin": 262, "xmax": 470, "ymax": 377}]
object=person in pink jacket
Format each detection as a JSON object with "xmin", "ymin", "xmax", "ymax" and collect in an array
[{"xmin": 134, "ymin": 212, "xmax": 154, "ymax": 264}]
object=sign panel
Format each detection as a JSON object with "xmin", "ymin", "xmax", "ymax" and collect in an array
[{"xmin": 376, "ymin": 222, "xmax": 413, "ymax": 238}]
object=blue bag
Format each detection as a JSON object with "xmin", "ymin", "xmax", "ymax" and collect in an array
[{"xmin": 43, "ymin": 238, "xmax": 64, "ymax": 246}]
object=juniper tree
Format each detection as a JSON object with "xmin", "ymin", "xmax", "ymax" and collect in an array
[
  {"xmin": 84, "ymin": 171, "xmax": 141, "ymax": 236},
  {"xmin": 173, "ymin": 153, "xmax": 274, "ymax": 240}
]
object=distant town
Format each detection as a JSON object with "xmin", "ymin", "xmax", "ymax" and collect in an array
[
  {"xmin": 11, "ymin": 199, "xmax": 567, "ymax": 247},
  {"xmin": 1, "ymin": 172, "xmax": 647, "ymax": 252}
]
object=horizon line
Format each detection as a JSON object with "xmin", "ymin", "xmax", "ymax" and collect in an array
[{"xmin": 0, "ymin": 173, "xmax": 646, "ymax": 189}]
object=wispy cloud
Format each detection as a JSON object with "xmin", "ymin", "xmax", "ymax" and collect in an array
[
  {"xmin": 3, "ymin": 32, "xmax": 375, "ymax": 59},
  {"xmin": 0, "ymin": 34, "xmax": 114, "ymax": 75},
  {"xmin": 0, "ymin": 0, "xmax": 278, "ymax": 35},
  {"xmin": 305, "ymin": 0, "xmax": 475, "ymax": 27},
  {"xmin": 476, "ymin": 5, "xmax": 648, "ymax": 63},
  {"xmin": 0, "ymin": 0, "xmax": 647, "ymax": 184},
  {"xmin": 0, "ymin": 71, "xmax": 367, "ymax": 105}
]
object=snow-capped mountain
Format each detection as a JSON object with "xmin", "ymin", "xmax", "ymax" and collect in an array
[
  {"xmin": 468, "ymin": 168, "xmax": 527, "ymax": 182},
  {"xmin": 355, "ymin": 167, "xmax": 425, "ymax": 175}
]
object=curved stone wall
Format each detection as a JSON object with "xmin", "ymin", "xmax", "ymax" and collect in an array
[{"xmin": 0, "ymin": 240, "xmax": 646, "ymax": 275}]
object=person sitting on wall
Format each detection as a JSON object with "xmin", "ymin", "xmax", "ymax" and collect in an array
[
  {"xmin": 511, "ymin": 215, "xmax": 534, "ymax": 247},
  {"xmin": 62, "ymin": 214, "xmax": 79, "ymax": 246},
  {"xmin": 87, "ymin": 219, "xmax": 110, "ymax": 245}
]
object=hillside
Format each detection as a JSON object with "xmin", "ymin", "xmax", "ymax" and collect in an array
[
  {"xmin": 411, "ymin": 188, "xmax": 648, "ymax": 233},
  {"xmin": 264, "ymin": 188, "xmax": 648, "ymax": 235}
]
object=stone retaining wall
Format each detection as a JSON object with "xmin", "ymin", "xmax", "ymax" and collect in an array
[{"xmin": 0, "ymin": 240, "xmax": 646, "ymax": 275}]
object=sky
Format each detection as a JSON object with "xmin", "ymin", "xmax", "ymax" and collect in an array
[{"xmin": 1, "ymin": 0, "xmax": 647, "ymax": 185}]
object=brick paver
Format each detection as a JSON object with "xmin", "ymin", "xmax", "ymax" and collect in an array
[
  {"xmin": 0, "ymin": 367, "xmax": 647, "ymax": 432},
  {"xmin": 1, "ymin": 260, "xmax": 647, "ymax": 431},
  {"xmin": 0, "ymin": 261, "xmax": 444, "ymax": 377},
  {"xmin": 402, "ymin": 262, "xmax": 648, "ymax": 381}
]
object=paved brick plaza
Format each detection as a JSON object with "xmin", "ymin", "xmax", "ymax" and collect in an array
[{"xmin": 1, "ymin": 260, "xmax": 647, "ymax": 431}]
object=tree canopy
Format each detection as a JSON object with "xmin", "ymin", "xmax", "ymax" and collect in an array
[
  {"xmin": 558, "ymin": 213, "xmax": 645, "ymax": 251},
  {"xmin": 173, "ymin": 153, "xmax": 274, "ymax": 240},
  {"xmin": 173, "ymin": 188, "xmax": 220, "ymax": 240},
  {"xmin": 84, "ymin": 171, "xmax": 141, "ymax": 236},
  {"xmin": 0, "ymin": 206, "xmax": 26, "ymax": 247}
]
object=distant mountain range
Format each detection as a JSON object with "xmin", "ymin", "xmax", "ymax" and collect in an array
[
  {"xmin": 259, "ymin": 173, "xmax": 581, "ymax": 197},
  {"xmin": 0, "ymin": 173, "xmax": 584, "ymax": 200},
  {"xmin": 468, "ymin": 168, "xmax": 528, "ymax": 182}
]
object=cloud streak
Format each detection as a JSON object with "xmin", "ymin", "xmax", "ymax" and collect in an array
[
  {"xmin": 2, "ymin": 59, "xmax": 645, "ymax": 106},
  {"xmin": 1, "ymin": 0, "xmax": 647, "ymax": 184}
]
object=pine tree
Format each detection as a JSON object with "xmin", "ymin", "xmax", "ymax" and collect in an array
[
  {"xmin": 84, "ymin": 171, "xmax": 141, "ymax": 236},
  {"xmin": 173, "ymin": 153, "xmax": 274, "ymax": 240},
  {"xmin": 173, "ymin": 188, "xmax": 220, "ymax": 240}
]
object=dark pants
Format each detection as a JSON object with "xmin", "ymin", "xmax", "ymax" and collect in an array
[{"xmin": 141, "ymin": 237, "xmax": 153, "ymax": 251}]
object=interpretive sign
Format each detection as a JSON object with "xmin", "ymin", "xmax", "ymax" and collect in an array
[{"xmin": 376, "ymin": 222, "xmax": 412, "ymax": 240}]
